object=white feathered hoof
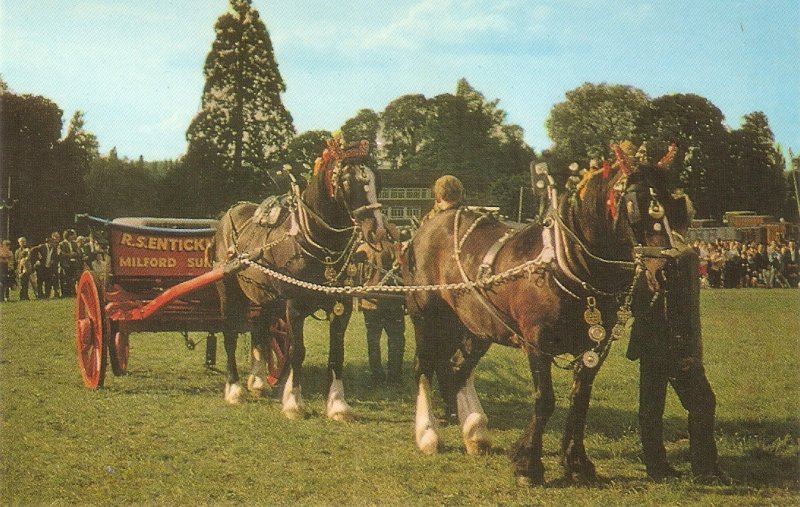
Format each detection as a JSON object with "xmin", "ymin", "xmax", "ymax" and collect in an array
[
  {"xmin": 417, "ymin": 427, "xmax": 439, "ymax": 455},
  {"xmin": 462, "ymin": 412, "xmax": 491, "ymax": 455},
  {"xmin": 281, "ymin": 388, "xmax": 305, "ymax": 420},
  {"xmin": 415, "ymin": 375, "xmax": 439, "ymax": 454},
  {"xmin": 247, "ymin": 374, "xmax": 271, "ymax": 398},
  {"xmin": 326, "ymin": 400, "xmax": 352, "ymax": 422},
  {"xmin": 282, "ymin": 398, "xmax": 304, "ymax": 420},
  {"xmin": 326, "ymin": 377, "xmax": 353, "ymax": 422},
  {"xmin": 281, "ymin": 370, "xmax": 305, "ymax": 420},
  {"xmin": 224, "ymin": 383, "xmax": 244, "ymax": 404}
]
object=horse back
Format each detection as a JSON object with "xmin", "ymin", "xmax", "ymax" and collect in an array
[
  {"xmin": 405, "ymin": 209, "xmax": 560, "ymax": 343},
  {"xmin": 214, "ymin": 201, "xmax": 301, "ymax": 306}
]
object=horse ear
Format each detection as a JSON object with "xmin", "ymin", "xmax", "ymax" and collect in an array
[
  {"xmin": 610, "ymin": 143, "xmax": 633, "ymax": 176},
  {"xmin": 657, "ymin": 144, "xmax": 678, "ymax": 169}
]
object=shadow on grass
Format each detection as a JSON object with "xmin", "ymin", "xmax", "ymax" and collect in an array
[{"xmin": 104, "ymin": 354, "xmax": 800, "ymax": 489}]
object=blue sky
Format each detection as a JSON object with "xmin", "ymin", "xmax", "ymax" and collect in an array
[{"xmin": 2, "ymin": 0, "xmax": 798, "ymax": 161}]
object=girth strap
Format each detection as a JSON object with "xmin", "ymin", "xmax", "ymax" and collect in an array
[
  {"xmin": 453, "ymin": 209, "xmax": 524, "ymax": 340},
  {"xmin": 478, "ymin": 228, "xmax": 518, "ymax": 279}
]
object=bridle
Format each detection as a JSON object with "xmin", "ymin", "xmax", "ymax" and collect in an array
[
  {"xmin": 329, "ymin": 162, "xmax": 383, "ymax": 224},
  {"xmin": 292, "ymin": 142, "xmax": 384, "ymax": 286}
]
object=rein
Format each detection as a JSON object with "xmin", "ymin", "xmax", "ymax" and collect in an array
[
  {"xmin": 550, "ymin": 188, "xmax": 635, "ymax": 299},
  {"xmin": 443, "ymin": 179, "xmax": 677, "ymax": 370}
]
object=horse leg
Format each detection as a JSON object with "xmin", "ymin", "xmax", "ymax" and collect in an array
[
  {"xmin": 247, "ymin": 307, "xmax": 273, "ymax": 398},
  {"xmin": 281, "ymin": 299, "xmax": 306, "ymax": 419},
  {"xmin": 220, "ymin": 280, "xmax": 245, "ymax": 404},
  {"xmin": 509, "ymin": 348, "xmax": 554, "ymax": 486},
  {"xmin": 326, "ymin": 299, "xmax": 353, "ymax": 422},
  {"xmin": 560, "ymin": 363, "xmax": 599, "ymax": 481},
  {"xmin": 222, "ymin": 330, "xmax": 244, "ymax": 404},
  {"xmin": 456, "ymin": 371, "xmax": 490, "ymax": 455},
  {"xmin": 413, "ymin": 314, "xmax": 440, "ymax": 454},
  {"xmin": 454, "ymin": 336, "xmax": 492, "ymax": 455}
]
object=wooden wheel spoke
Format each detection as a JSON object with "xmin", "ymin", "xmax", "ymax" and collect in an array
[{"xmin": 75, "ymin": 271, "xmax": 106, "ymax": 390}]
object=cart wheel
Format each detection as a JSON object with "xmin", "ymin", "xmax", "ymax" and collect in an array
[
  {"xmin": 266, "ymin": 317, "xmax": 290, "ymax": 386},
  {"xmin": 75, "ymin": 271, "xmax": 107, "ymax": 389},
  {"xmin": 108, "ymin": 324, "xmax": 129, "ymax": 376}
]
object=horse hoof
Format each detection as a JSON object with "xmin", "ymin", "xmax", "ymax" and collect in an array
[
  {"xmin": 282, "ymin": 407, "xmax": 305, "ymax": 420},
  {"xmin": 224, "ymin": 383, "xmax": 244, "ymax": 404},
  {"xmin": 515, "ymin": 475, "xmax": 544, "ymax": 487},
  {"xmin": 326, "ymin": 399, "xmax": 353, "ymax": 422},
  {"xmin": 282, "ymin": 396, "xmax": 305, "ymax": 420},
  {"xmin": 326, "ymin": 378, "xmax": 352, "ymax": 422},
  {"xmin": 464, "ymin": 439, "xmax": 491, "ymax": 456},
  {"xmin": 328, "ymin": 409, "xmax": 352, "ymax": 423},
  {"xmin": 462, "ymin": 413, "xmax": 490, "ymax": 455},
  {"xmin": 515, "ymin": 475, "xmax": 533, "ymax": 487},
  {"xmin": 247, "ymin": 375, "xmax": 271, "ymax": 398},
  {"xmin": 417, "ymin": 428, "xmax": 439, "ymax": 455}
]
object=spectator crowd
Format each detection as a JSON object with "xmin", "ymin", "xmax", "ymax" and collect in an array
[
  {"xmin": 0, "ymin": 229, "xmax": 106, "ymax": 302},
  {"xmin": 1, "ymin": 229, "xmax": 798, "ymax": 302},
  {"xmin": 693, "ymin": 238, "xmax": 799, "ymax": 289}
]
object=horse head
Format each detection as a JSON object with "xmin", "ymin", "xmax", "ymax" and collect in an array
[
  {"xmin": 313, "ymin": 139, "xmax": 386, "ymax": 246},
  {"xmin": 566, "ymin": 142, "xmax": 690, "ymax": 296},
  {"xmin": 610, "ymin": 142, "xmax": 695, "ymax": 293}
]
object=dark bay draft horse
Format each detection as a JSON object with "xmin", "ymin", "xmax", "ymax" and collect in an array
[
  {"xmin": 211, "ymin": 139, "xmax": 385, "ymax": 421},
  {"xmin": 402, "ymin": 145, "xmax": 691, "ymax": 485}
]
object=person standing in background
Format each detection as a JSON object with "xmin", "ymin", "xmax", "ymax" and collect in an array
[
  {"xmin": 14, "ymin": 237, "xmax": 32, "ymax": 300},
  {"xmin": 355, "ymin": 224, "xmax": 406, "ymax": 386},
  {"xmin": 0, "ymin": 239, "xmax": 13, "ymax": 302}
]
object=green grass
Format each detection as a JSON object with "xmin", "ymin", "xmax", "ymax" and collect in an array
[{"xmin": 1, "ymin": 289, "xmax": 798, "ymax": 506}]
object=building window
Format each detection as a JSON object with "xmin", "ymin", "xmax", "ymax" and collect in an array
[
  {"xmin": 379, "ymin": 187, "xmax": 432, "ymax": 200},
  {"xmin": 387, "ymin": 206, "xmax": 422, "ymax": 219}
]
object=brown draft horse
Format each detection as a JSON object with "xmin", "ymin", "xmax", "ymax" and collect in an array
[
  {"xmin": 211, "ymin": 140, "xmax": 385, "ymax": 420},
  {"xmin": 402, "ymin": 145, "xmax": 691, "ymax": 485}
]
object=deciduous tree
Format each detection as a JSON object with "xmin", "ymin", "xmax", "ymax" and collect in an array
[
  {"xmin": 84, "ymin": 148, "xmax": 160, "ymax": 219},
  {"xmin": 340, "ymin": 109, "xmax": 380, "ymax": 169},
  {"xmin": 728, "ymin": 112, "xmax": 787, "ymax": 218},
  {"xmin": 56, "ymin": 111, "xmax": 99, "ymax": 221},
  {"xmin": 1, "ymin": 89, "xmax": 63, "ymax": 241},
  {"xmin": 380, "ymin": 94, "xmax": 429, "ymax": 170},
  {"xmin": 546, "ymin": 83, "xmax": 653, "ymax": 165}
]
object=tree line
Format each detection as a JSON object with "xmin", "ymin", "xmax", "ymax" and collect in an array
[{"xmin": 2, "ymin": 0, "xmax": 796, "ymax": 242}]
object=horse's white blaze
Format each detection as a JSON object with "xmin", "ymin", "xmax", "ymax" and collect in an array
[
  {"xmin": 281, "ymin": 369, "xmax": 304, "ymax": 420},
  {"xmin": 456, "ymin": 372, "xmax": 490, "ymax": 455},
  {"xmin": 415, "ymin": 374, "xmax": 439, "ymax": 454},
  {"xmin": 326, "ymin": 370, "xmax": 352, "ymax": 422},
  {"xmin": 224, "ymin": 382, "xmax": 244, "ymax": 404}
]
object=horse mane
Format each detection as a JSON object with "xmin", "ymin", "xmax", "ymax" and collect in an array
[{"xmin": 570, "ymin": 168, "xmax": 624, "ymax": 249}]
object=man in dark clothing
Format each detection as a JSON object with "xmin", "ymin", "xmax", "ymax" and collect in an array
[
  {"xmin": 627, "ymin": 247, "xmax": 727, "ymax": 483},
  {"xmin": 33, "ymin": 233, "xmax": 60, "ymax": 298},
  {"xmin": 58, "ymin": 229, "xmax": 80, "ymax": 297},
  {"xmin": 355, "ymin": 229, "xmax": 406, "ymax": 385}
]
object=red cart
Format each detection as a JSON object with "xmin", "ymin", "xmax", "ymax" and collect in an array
[{"xmin": 74, "ymin": 215, "xmax": 290, "ymax": 390}]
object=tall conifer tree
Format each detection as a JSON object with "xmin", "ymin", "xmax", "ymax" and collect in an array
[{"xmin": 184, "ymin": 0, "xmax": 294, "ymax": 216}]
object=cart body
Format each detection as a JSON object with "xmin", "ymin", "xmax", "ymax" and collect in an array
[{"xmin": 74, "ymin": 215, "xmax": 289, "ymax": 389}]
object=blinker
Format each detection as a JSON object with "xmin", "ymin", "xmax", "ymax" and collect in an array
[
  {"xmin": 623, "ymin": 190, "xmax": 643, "ymax": 225},
  {"xmin": 648, "ymin": 200, "xmax": 664, "ymax": 220}
]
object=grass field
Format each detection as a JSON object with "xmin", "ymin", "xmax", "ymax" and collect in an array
[{"xmin": 1, "ymin": 289, "xmax": 798, "ymax": 506}]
